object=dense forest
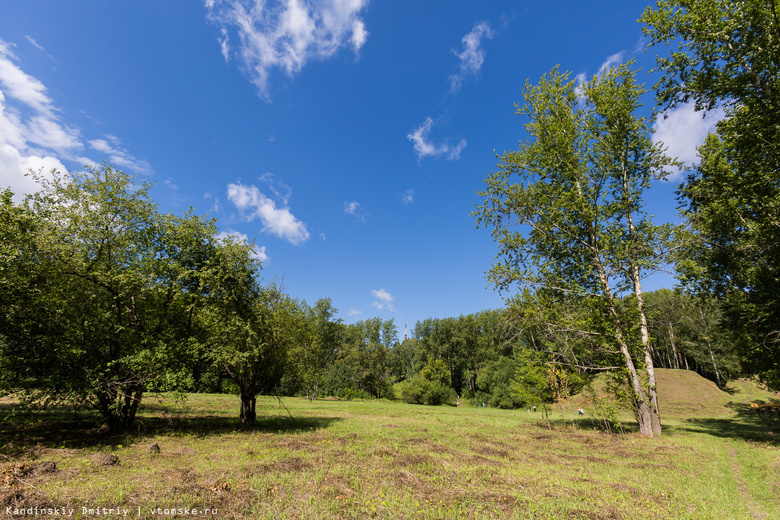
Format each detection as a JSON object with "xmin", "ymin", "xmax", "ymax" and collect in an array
[{"xmin": 1, "ymin": 0, "xmax": 778, "ymax": 438}]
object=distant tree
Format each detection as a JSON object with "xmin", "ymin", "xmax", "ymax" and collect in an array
[
  {"xmin": 297, "ymin": 298, "xmax": 342, "ymax": 400},
  {"xmin": 475, "ymin": 64, "xmax": 674, "ymax": 436},
  {"xmin": 332, "ymin": 318, "xmax": 396, "ymax": 399},
  {"xmin": 475, "ymin": 357, "xmax": 522, "ymax": 409},
  {"xmin": 642, "ymin": 1, "xmax": 780, "ymax": 390},
  {"xmin": 402, "ymin": 359, "xmax": 455, "ymax": 406}
]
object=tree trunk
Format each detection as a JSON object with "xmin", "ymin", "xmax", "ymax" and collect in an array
[
  {"xmin": 589, "ymin": 228, "xmax": 654, "ymax": 437},
  {"xmin": 240, "ymin": 393, "xmax": 256, "ymax": 423},
  {"xmin": 669, "ymin": 323, "xmax": 680, "ymax": 369},
  {"xmin": 631, "ymin": 269, "xmax": 662, "ymax": 436},
  {"xmin": 622, "ymin": 156, "xmax": 662, "ymax": 437}
]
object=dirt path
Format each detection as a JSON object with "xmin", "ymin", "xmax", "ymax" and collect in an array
[{"xmin": 729, "ymin": 447, "xmax": 767, "ymax": 519}]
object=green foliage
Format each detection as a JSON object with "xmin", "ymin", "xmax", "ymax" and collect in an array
[
  {"xmin": 644, "ymin": 289, "xmax": 741, "ymax": 386},
  {"xmin": 474, "ymin": 357, "xmax": 522, "ymax": 409},
  {"xmin": 0, "ymin": 164, "xmax": 226, "ymax": 431},
  {"xmin": 402, "ymin": 359, "xmax": 456, "ymax": 406},
  {"xmin": 475, "ymin": 63, "xmax": 674, "ymax": 436},
  {"xmin": 204, "ymin": 281, "xmax": 304, "ymax": 422},
  {"xmin": 642, "ymin": 0, "xmax": 780, "ymax": 390}
]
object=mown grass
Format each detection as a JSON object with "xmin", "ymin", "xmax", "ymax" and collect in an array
[{"xmin": 1, "ymin": 369, "xmax": 778, "ymax": 519}]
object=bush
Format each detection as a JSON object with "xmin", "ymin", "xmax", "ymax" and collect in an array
[{"xmin": 401, "ymin": 359, "xmax": 456, "ymax": 406}]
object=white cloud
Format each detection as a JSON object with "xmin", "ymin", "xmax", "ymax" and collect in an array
[
  {"xmin": 597, "ymin": 52, "xmax": 624, "ymax": 76},
  {"xmin": 653, "ymin": 101, "xmax": 725, "ymax": 180},
  {"xmin": 259, "ymin": 171, "xmax": 291, "ymax": 204},
  {"xmin": 348, "ymin": 308, "xmax": 362, "ymax": 317},
  {"xmin": 227, "ymin": 181, "xmax": 310, "ymax": 245},
  {"xmin": 24, "ymin": 36, "xmax": 45, "ymax": 52},
  {"xmin": 343, "ymin": 199, "xmax": 367, "ymax": 221},
  {"xmin": 407, "ymin": 117, "xmax": 466, "ymax": 161},
  {"xmin": 449, "ymin": 21, "xmax": 493, "ymax": 94},
  {"xmin": 88, "ymin": 136, "xmax": 151, "ymax": 174},
  {"xmin": 0, "ymin": 39, "xmax": 53, "ymax": 115},
  {"xmin": 401, "ymin": 189, "xmax": 414, "ymax": 204},
  {"xmin": 216, "ymin": 229, "xmax": 269, "ymax": 262},
  {"xmin": 371, "ymin": 288, "xmax": 395, "ymax": 312},
  {"xmin": 0, "ymin": 38, "xmax": 149, "ymax": 200},
  {"xmin": 206, "ymin": 0, "xmax": 370, "ymax": 101}
]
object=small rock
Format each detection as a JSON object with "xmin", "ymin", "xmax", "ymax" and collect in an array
[
  {"xmin": 147, "ymin": 443, "xmax": 161, "ymax": 454},
  {"xmin": 99, "ymin": 454, "xmax": 119, "ymax": 466}
]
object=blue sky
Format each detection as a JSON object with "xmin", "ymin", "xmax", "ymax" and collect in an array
[{"xmin": 0, "ymin": 1, "xmax": 722, "ymax": 335}]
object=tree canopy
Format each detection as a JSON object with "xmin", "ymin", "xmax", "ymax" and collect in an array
[{"xmin": 642, "ymin": 0, "xmax": 780, "ymax": 390}]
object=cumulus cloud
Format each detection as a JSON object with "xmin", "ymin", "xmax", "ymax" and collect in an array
[
  {"xmin": 653, "ymin": 101, "xmax": 725, "ymax": 180},
  {"xmin": 407, "ymin": 117, "xmax": 466, "ymax": 161},
  {"xmin": 0, "ymin": 38, "xmax": 149, "ymax": 200},
  {"xmin": 449, "ymin": 21, "xmax": 493, "ymax": 94},
  {"xmin": 206, "ymin": 0, "xmax": 370, "ymax": 101},
  {"xmin": 216, "ymin": 229, "xmax": 269, "ymax": 262},
  {"xmin": 371, "ymin": 288, "xmax": 395, "ymax": 312},
  {"xmin": 227, "ymin": 181, "xmax": 310, "ymax": 245},
  {"xmin": 343, "ymin": 199, "xmax": 367, "ymax": 221}
]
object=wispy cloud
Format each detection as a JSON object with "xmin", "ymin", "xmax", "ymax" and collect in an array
[
  {"xmin": 24, "ymin": 36, "xmax": 45, "ymax": 52},
  {"xmin": 227, "ymin": 181, "xmax": 310, "ymax": 245},
  {"xmin": 401, "ymin": 189, "xmax": 414, "ymax": 204},
  {"xmin": 597, "ymin": 51, "xmax": 624, "ymax": 76},
  {"xmin": 216, "ymin": 229, "xmax": 269, "ymax": 263},
  {"xmin": 348, "ymin": 308, "xmax": 363, "ymax": 317},
  {"xmin": 88, "ymin": 135, "xmax": 151, "ymax": 174},
  {"xmin": 449, "ymin": 21, "xmax": 493, "ymax": 94},
  {"xmin": 653, "ymin": 101, "xmax": 725, "ymax": 180},
  {"xmin": 407, "ymin": 117, "xmax": 466, "ymax": 161},
  {"xmin": 371, "ymin": 288, "xmax": 395, "ymax": 312},
  {"xmin": 0, "ymin": 38, "xmax": 150, "ymax": 200},
  {"xmin": 206, "ymin": 0, "xmax": 370, "ymax": 101},
  {"xmin": 344, "ymin": 199, "xmax": 368, "ymax": 221}
]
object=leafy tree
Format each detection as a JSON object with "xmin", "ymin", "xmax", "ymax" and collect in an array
[
  {"xmin": 475, "ymin": 356, "xmax": 522, "ymax": 409},
  {"xmin": 297, "ymin": 298, "xmax": 342, "ymax": 400},
  {"xmin": 475, "ymin": 64, "xmax": 674, "ymax": 436},
  {"xmin": 205, "ymin": 281, "xmax": 301, "ymax": 423},
  {"xmin": 642, "ymin": 1, "xmax": 780, "ymax": 389},
  {"xmin": 330, "ymin": 318, "xmax": 397, "ymax": 399},
  {"xmin": 0, "ymin": 165, "xmax": 219, "ymax": 431},
  {"xmin": 644, "ymin": 289, "xmax": 741, "ymax": 386},
  {"xmin": 402, "ymin": 359, "xmax": 455, "ymax": 406}
]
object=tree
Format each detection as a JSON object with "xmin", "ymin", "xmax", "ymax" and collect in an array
[
  {"xmin": 642, "ymin": 1, "xmax": 780, "ymax": 389},
  {"xmin": 204, "ymin": 276, "xmax": 301, "ymax": 422},
  {"xmin": 0, "ymin": 165, "xmax": 219, "ymax": 432},
  {"xmin": 299, "ymin": 298, "xmax": 342, "ymax": 400},
  {"xmin": 402, "ymin": 359, "xmax": 455, "ymax": 406},
  {"xmin": 474, "ymin": 64, "xmax": 673, "ymax": 436}
]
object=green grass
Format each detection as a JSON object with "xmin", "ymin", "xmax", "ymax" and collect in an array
[{"xmin": 1, "ymin": 369, "xmax": 779, "ymax": 519}]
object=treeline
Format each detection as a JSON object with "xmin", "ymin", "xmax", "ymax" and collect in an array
[{"xmin": 0, "ymin": 165, "xmax": 738, "ymax": 434}]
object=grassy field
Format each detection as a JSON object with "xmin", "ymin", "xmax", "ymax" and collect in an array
[{"xmin": 1, "ymin": 369, "xmax": 778, "ymax": 519}]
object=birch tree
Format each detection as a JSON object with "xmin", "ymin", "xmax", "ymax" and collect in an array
[{"xmin": 475, "ymin": 63, "xmax": 674, "ymax": 436}]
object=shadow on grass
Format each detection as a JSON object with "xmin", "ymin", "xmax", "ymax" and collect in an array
[
  {"xmin": 673, "ymin": 401, "xmax": 780, "ymax": 444},
  {"xmin": 0, "ymin": 402, "xmax": 341, "ymax": 460}
]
